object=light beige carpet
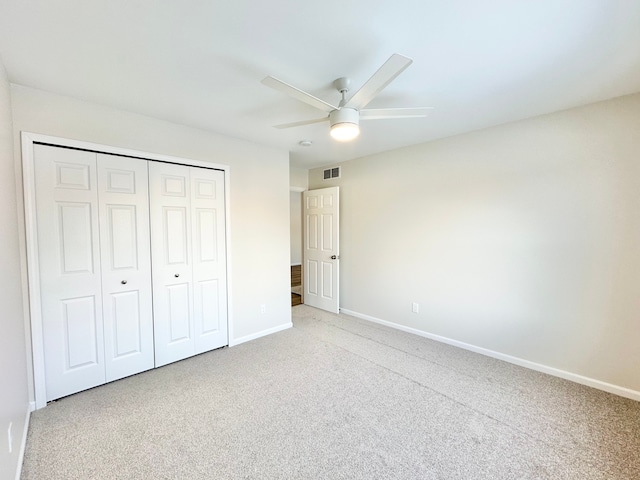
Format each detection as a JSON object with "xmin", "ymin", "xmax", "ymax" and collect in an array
[{"xmin": 21, "ymin": 305, "xmax": 640, "ymax": 479}]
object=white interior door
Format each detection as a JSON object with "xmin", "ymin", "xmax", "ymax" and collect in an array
[
  {"xmin": 149, "ymin": 162, "xmax": 195, "ymax": 366},
  {"xmin": 34, "ymin": 145, "xmax": 106, "ymax": 401},
  {"xmin": 303, "ymin": 187, "xmax": 340, "ymax": 313},
  {"xmin": 97, "ymin": 154, "xmax": 154, "ymax": 381},
  {"xmin": 190, "ymin": 167, "xmax": 228, "ymax": 353}
]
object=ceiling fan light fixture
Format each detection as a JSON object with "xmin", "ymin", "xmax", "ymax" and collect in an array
[
  {"xmin": 329, "ymin": 108, "xmax": 360, "ymax": 142},
  {"xmin": 330, "ymin": 122, "xmax": 360, "ymax": 141}
]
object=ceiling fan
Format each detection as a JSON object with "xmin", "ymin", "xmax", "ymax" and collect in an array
[{"xmin": 261, "ymin": 53, "xmax": 433, "ymax": 142}]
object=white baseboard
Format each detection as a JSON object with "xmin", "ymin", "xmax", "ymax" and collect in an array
[
  {"xmin": 229, "ymin": 322, "xmax": 293, "ymax": 347},
  {"xmin": 15, "ymin": 404, "xmax": 31, "ymax": 480},
  {"xmin": 340, "ymin": 308, "xmax": 640, "ymax": 402}
]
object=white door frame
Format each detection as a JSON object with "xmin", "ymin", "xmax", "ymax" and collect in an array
[{"xmin": 21, "ymin": 132, "xmax": 233, "ymax": 409}]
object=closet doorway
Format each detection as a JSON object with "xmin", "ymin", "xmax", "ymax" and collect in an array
[{"xmin": 22, "ymin": 132, "xmax": 231, "ymax": 409}]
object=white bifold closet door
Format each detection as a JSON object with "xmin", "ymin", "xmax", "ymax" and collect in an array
[
  {"xmin": 96, "ymin": 154, "xmax": 155, "ymax": 382},
  {"xmin": 34, "ymin": 146, "xmax": 154, "ymax": 401},
  {"xmin": 149, "ymin": 162, "xmax": 228, "ymax": 367}
]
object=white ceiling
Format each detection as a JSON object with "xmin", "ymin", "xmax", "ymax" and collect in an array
[{"xmin": 1, "ymin": 1, "xmax": 640, "ymax": 169}]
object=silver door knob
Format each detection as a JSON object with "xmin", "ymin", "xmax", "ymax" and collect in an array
[
  {"xmin": 174, "ymin": 273, "xmax": 180, "ymax": 277},
  {"xmin": 121, "ymin": 280, "xmax": 127, "ymax": 285}
]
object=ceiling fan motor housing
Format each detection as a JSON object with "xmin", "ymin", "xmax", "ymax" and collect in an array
[{"xmin": 329, "ymin": 107, "xmax": 359, "ymax": 127}]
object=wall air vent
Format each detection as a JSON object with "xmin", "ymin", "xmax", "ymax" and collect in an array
[{"xmin": 323, "ymin": 166, "xmax": 341, "ymax": 180}]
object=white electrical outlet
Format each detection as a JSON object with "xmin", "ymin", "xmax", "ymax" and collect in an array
[
  {"xmin": 260, "ymin": 304, "xmax": 266, "ymax": 314},
  {"xmin": 7, "ymin": 422, "xmax": 12, "ymax": 453},
  {"xmin": 412, "ymin": 302, "xmax": 419, "ymax": 314}
]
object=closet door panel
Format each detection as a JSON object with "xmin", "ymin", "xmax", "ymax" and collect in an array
[
  {"xmin": 97, "ymin": 154, "xmax": 154, "ymax": 381},
  {"xmin": 149, "ymin": 162, "xmax": 195, "ymax": 366},
  {"xmin": 34, "ymin": 145, "xmax": 106, "ymax": 401},
  {"xmin": 61, "ymin": 296, "xmax": 100, "ymax": 368},
  {"xmin": 191, "ymin": 167, "xmax": 228, "ymax": 353},
  {"xmin": 111, "ymin": 291, "xmax": 142, "ymax": 356},
  {"xmin": 167, "ymin": 283, "xmax": 191, "ymax": 341}
]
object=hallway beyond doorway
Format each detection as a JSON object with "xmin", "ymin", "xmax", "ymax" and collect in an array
[{"xmin": 291, "ymin": 265, "xmax": 301, "ymax": 306}]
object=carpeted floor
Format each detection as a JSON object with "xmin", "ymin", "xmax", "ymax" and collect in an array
[{"xmin": 21, "ymin": 305, "xmax": 640, "ymax": 479}]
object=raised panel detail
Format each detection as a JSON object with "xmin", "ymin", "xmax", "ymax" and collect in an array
[
  {"xmin": 108, "ymin": 205, "xmax": 137, "ymax": 270},
  {"xmin": 195, "ymin": 179, "xmax": 216, "ymax": 199},
  {"xmin": 322, "ymin": 214, "xmax": 333, "ymax": 251},
  {"xmin": 307, "ymin": 260, "xmax": 318, "ymax": 295},
  {"xmin": 62, "ymin": 296, "xmax": 98, "ymax": 370},
  {"xmin": 196, "ymin": 209, "xmax": 216, "ymax": 262},
  {"xmin": 55, "ymin": 162, "xmax": 90, "ymax": 190},
  {"xmin": 106, "ymin": 169, "xmax": 136, "ymax": 194},
  {"xmin": 58, "ymin": 202, "xmax": 94, "ymax": 274},
  {"xmin": 307, "ymin": 196, "xmax": 319, "ymax": 209},
  {"xmin": 322, "ymin": 262, "xmax": 334, "ymax": 299},
  {"xmin": 307, "ymin": 214, "xmax": 318, "ymax": 250},
  {"xmin": 162, "ymin": 175, "xmax": 186, "ymax": 196},
  {"xmin": 168, "ymin": 284, "xmax": 190, "ymax": 342},
  {"xmin": 111, "ymin": 291, "xmax": 142, "ymax": 358},
  {"xmin": 200, "ymin": 280, "xmax": 219, "ymax": 334},
  {"xmin": 321, "ymin": 194, "xmax": 333, "ymax": 208},
  {"xmin": 164, "ymin": 207, "xmax": 187, "ymax": 265}
]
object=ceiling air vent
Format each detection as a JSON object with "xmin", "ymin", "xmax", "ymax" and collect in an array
[{"xmin": 323, "ymin": 166, "xmax": 341, "ymax": 180}]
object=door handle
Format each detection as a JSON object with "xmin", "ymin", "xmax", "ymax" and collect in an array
[
  {"xmin": 174, "ymin": 273, "xmax": 180, "ymax": 278},
  {"xmin": 331, "ymin": 255, "xmax": 339, "ymax": 260},
  {"xmin": 121, "ymin": 280, "xmax": 127, "ymax": 285}
]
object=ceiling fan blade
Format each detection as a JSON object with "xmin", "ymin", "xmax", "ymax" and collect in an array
[
  {"xmin": 345, "ymin": 54, "xmax": 413, "ymax": 110},
  {"xmin": 360, "ymin": 107, "xmax": 434, "ymax": 120},
  {"xmin": 273, "ymin": 116, "xmax": 329, "ymax": 129},
  {"xmin": 262, "ymin": 76, "xmax": 338, "ymax": 113}
]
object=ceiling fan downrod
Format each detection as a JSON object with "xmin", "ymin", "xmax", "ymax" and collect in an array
[{"xmin": 334, "ymin": 77, "xmax": 351, "ymax": 108}]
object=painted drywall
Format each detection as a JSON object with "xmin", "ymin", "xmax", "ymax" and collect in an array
[
  {"xmin": 290, "ymin": 166, "xmax": 309, "ymax": 190},
  {"xmin": 290, "ymin": 190, "xmax": 302, "ymax": 265},
  {"xmin": 310, "ymin": 92, "xmax": 640, "ymax": 394},
  {"xmin": 289, "ymin": 166, "xmax": 307, "ymax": 266},
  {"xmin": 11, "ymin": 85, "xmax": 291, "ymax": 356},
  {"xmin": 0, "ymin": 59, "xmax": 29, "ymax": 480}
]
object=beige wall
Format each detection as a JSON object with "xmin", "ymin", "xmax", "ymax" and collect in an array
[
  {"xmin": 289, "ymin": 166, "xmax": 308, "ymax": 265},
  {"xmin": 0, "ymin": 59, "xmax": 29, "ymax": 478},
  {"xmin": 290, "ymin": 191, "xmax": 303, "ymax": 265},
  {"xmin": 289, "ymin": 166, "xmax": 309, "ymax": 190},
  {"xmin": 310, "ymin": 92, "xmax": 640, "ymax": 394},
  {"xmin": 12, "ymin": 84, "xmax": 291, "ymax": 352}
]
